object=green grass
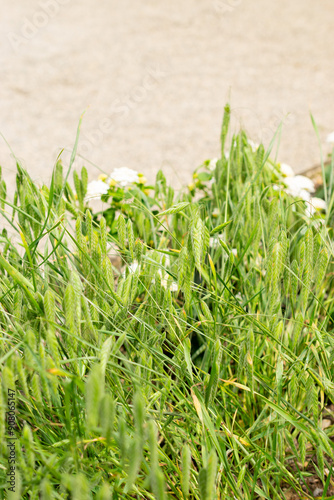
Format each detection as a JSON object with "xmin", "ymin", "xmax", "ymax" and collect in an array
[{"xmin": 1, "ymin": 104, "xmax": 334, "ymax": 499}]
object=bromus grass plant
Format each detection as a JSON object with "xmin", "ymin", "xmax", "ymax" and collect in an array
[{"xmin": 1, "ymin": 105, "xmax": 334, "ymax": 499}]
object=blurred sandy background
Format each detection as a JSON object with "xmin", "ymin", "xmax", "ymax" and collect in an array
[{"xmin": 1, "ymin": 0, "xmax": 334, "ymax": 193}]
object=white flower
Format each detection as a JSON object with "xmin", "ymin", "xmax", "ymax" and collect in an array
[
  {"xmin": 108, "ymin": 167, "xmax": 139, "ymax": 187},
  {"xmin": 310, "ymin": 197, "xmax": 326, "ymax": 211},
  {"xmin": 279, "ymin": 163, "xmax": 295, "ymax": 177},
  {"xmin": 208, "ymin": 158, "xmax": 218, "ymax": 171},
  {"xmin": 122, "ymin": 260, "xmax": 140, "ymax": 277},
  {"xmin": 299, "ymin": 189, "xmax": 312, "ymax": 201},
  {"xmin": 85, "ymin": 180, "xmax": 109, "ymax": 201},
  {"xmin": 327, "ymin": 131, "xmax": 334, "ymax": 143},
  {"xmin": 232, "ymin": 248, "xmax": 238, "ymax": 257},
  {"xmin": 304, "ymin": 197, "xmax": 326, "ymax": 217},
  {"xmin": 283, "ymin": 175, "xmax": 315, "ymax": 198},
  {"xmin": 128, "ymin": 261, "xmax": 140, "ymax": 274}
]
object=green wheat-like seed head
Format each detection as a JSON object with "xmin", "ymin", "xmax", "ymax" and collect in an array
[
  {"xmin": 44, "ymin": 289, "xmax": 56, "ymax": 328},
  {"xmin": 85, "ymin": 209, "xmax": 93, "ymax": 247},
  {"xmin": 117, "ymin": 214, "xmax": 126, "ymax": 249},
  {"xmin": 127, "ymin": 219, "xmax": 135, "ymax": 259}
]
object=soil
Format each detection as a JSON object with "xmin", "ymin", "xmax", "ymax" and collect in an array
[{"xmin": 1, "ymin": 0, "xmax": 334, "ymax": 195}]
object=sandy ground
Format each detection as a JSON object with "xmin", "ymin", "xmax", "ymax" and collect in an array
[{"xmin": 1, "ymin": 0, "xmax": 334, "ymax": 194}]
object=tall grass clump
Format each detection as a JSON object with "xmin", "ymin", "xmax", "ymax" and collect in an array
[{"xmin": 1, "ymin": 104, "xmax": 334, "ymax": 499}]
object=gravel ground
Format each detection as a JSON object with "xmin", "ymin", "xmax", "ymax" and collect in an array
[{"xmin": 1, "ymin": 0, "xmax": 334, "ymax": 194}]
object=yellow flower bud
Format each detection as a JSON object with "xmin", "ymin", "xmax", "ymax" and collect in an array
[
  {"xmin": 188, "ymin": 183, "xmax": 196, "ymax": 191},
  {"xmin": 138, "ymin": 176, "xmax": 147, "ymax": 184},
  {"xmin": 98, "ymin": 174, "xmax": 108, "ymax": 182},
  {"xmin": 109, "ymin": 179, "xmax": 117, "ymax": 187}
]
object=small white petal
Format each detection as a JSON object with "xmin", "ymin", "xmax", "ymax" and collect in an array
[
  {"xmin": 208, "ymin": 158, "xmax": 218, "ymax": 171},
  {"xmin": 326, "ymin": 131, "xmax": 334, "ymax": 143},
  {"xmin": 163, "ymin": 256, "xmax": 171, "ymax": 268},
  {"xmin": 247, "ymin": 139, "xmax": 259, "ymax": 152},
  {"xmin": 160, "ymin": 272, "xmax": 178, "ymax": 292},
  {"xmin": 232, "ymin": 248, "xmax": 238, "ymax": 257},
  {"xmin": 305, "ymin": 204, "xmax": 316, "ymax": 217},
  {"xmin": 128, "ymin": 261, "xmax": 140, "ymax": 274},
  {"xmin": 280, "ymin": 163, "xmax": 295, "ymax": 177},
  {"xmin": 299, "ymin": 189, "xmax": 312, "ymax": 201},
  {"xmin": 122, "ymin": 260, "xmax": 140, "ymax": 277}
]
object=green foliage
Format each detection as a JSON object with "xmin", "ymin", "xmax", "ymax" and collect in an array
[{"xmin": 0, "ymin": 108, "xmax": 333, "ymax": 499}]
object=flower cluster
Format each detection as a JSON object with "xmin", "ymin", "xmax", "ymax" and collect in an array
[
  {"xmin": 84, "ymin": 167, "xmax": 146, "ymax": 203},
  {"xmin": 275, "ymin": 163, "xmax": 326, "ymax": 215}
]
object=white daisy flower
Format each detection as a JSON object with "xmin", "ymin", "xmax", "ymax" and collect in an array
[
  {"xmin": 310, "ymin": 197, "xmax": 327, "ymax": 211},
  {"xmin": 279, "ymin": 163, "xmax": 295, "ymax": 177},
  {"xmin": 326, "ymin": 131, "xmax": 334, "ymax": 143},
  {"xmin": 85, "ymin": 180, "xmax": 109, "ymax": 201},
  {"xmin": 283, "ymin": 175, "xmax": 315, "ymax": 198},
  {"xmin": 108, "ymin": 167, "xmax": 140, "ymax": 187},
  {"xmin": 304, "ymin": 197, "xmax": 326, "ymax": 218}
]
